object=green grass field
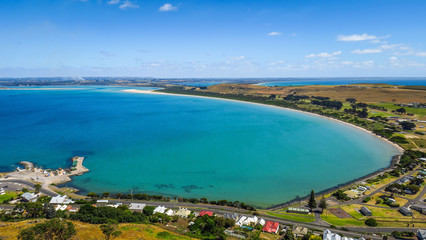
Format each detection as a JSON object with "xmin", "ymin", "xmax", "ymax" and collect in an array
[
  {"xmin": 265, "ymin": 211, "xmax": 315, "ymax": 223},
  {"xmin": 372, "ymin": 103, "xmax": 426, "ymax": 117},
  {"xmin": 0, "ymin": 192, "xmax": 17, "ymax": 203}
]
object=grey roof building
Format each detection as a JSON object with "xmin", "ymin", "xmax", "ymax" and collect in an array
[
  {"xmin": 411, "ymin": 204, "xmax": 426, "ymax": 215},
  {"xmin": 360, "ymin": 206, "xmax": 372, "ymax": 216},
  {"xmin": 223, "ymin": 212, "xmax": 239, "ymax": 221},
  {"xmin": 418, "ymin": 229, "xmax": 426, "ymax": 240},
  {"xmin": 399, "ymin": 207, "xmax": 413, "ymax": 216},
  {"xmin": 21, "ymin": 192, "xmax": 38, "ymax": 202}
]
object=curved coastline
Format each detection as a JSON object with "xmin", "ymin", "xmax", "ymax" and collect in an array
[{"xmin": 122, "ymin": 88, "xmax": 404, "ymax": 209}]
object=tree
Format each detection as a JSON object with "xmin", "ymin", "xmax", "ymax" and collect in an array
[
  {"xmin": 309, "ymin": 235, "xmax": 322, "ymax": 240},
  {"xmin": 365, "ymin": 218, "xmax": 378, "ymax": 227},
  {"xmin": 143, "ymin": 206, "xmax": 155, "ymax": 216},
  {"xmin": 87, "ymin": 192, "xmax": 99, "ymax": 199},
  {"xmin": 396, "ymin": 107, "xmax": 406, "ymax": 114},
  {"xmin": 102, "ymin": 192, "xmax": 110, "ymax": 198},
  {"xmin": 34, "ymin": 184, "xmax": 42, "ymax": 194},
  {"xmin": 18, "ymin": 218, "xmax": 76, "ymax": 240},
  {"xmin": 319, "ymin": 197, "xmax": 327, "ymax": 212},
  {"xmin": 400, "ymin": 121, "xmax": 415, "ymax": 130},
  {"xmin": 308, "ymin": 190, "xmax": 317, "ymax": 210},
  {"xmin": 14, "ymin": 202, "xmax": 44, "ymax": 218},
  {"xmin": 22, "ymin": 188, "xmax": 28, "ymax": 193},
  {"xmin": 346, "ymin": 98, "xmax": 357, "ymax": 103},
  {"xmin": 283, "ymin": 229, "xmax": 294, "ymax": 240},
  {"xmin": 43, "ymin": 203, "xmax": 56, "ymax": 219},
  {"xmin": 100, "ymin": 223, "xmax": 122, "ymax": 240}
]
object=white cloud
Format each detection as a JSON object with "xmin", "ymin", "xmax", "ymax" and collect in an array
[
  {"xmin": 336, "ymin": 33, "xmax": 388, "ymax": 42},
  {"xmin": 390, "ymin": 56, "xmax": 398, "ymax": 61},
  {"xmin": 228, "ymin": 56, "xmax": 246, "ymax": 60},
  {"xmin": 159, "ymin": 3, "xmax": 177, "ymax": 12},
  {"xmin": 380, "ymin": 44, "xmax": 402, "ymax": 50},
  {"xmin": 305, "ymin": 51, "xmax": 342, "ymax": 58},
  {"xmin": 341, "ymin": 61, "xmax": 353, "ymax": 66},
  {"xmin": 108, "ymin": 0, "xmax": 120, "ymax": 4},
  {"xmin": 267, "ymin": 32, "xmax": 282, "ymax": 36},
  {"xmin": 119, "ymin": 0, "xmax": 139, "ymax": 9},
  {"xmin": 352, "ymin": 48, "xmax": 382, "ymax": 54},
  {"xmin": 416, "ymin": 52, "xmax": 426, "ymax": 56}
]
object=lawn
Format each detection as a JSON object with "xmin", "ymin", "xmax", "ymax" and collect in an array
[
  {"xmin": 321, "ymin": 209, "xmax": 365, "ymax": 227},
  {"xmin": 0, "ymin": 220, "xmax": 195, "ymax": 240},
  {"xmin": 265, "ymin": 211, "xmax": 315, "ymax": 223},
  {"xmin": 372, "ymin": 103, "xmax": 426, "ymax": 118},
  {"xmin": 0, "ymin": 192, "xmax": 18, "ymax": 203}
]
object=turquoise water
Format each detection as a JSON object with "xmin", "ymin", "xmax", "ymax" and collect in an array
[{"xmin": 0, "ymin": 87, "xmax": 400, "ymax": 208}]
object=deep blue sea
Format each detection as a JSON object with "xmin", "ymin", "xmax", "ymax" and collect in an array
[{"xmin": 0, "ymin": 86, "xmax": 400, "ymax": 207}]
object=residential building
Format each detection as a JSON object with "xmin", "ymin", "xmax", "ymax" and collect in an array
[
  {"xmin": 293, "ymin": 226, "xmax": 308, "ymax": 238},
  {"xmin": 399, "ymin": 207, "xmax": 413, "ymax": 216},
  {"xmin": 411, "ymin": 204, "xmax": 426, "ymax": 215},
  {"xmin": 49, "ymin": 195, "xmax": 74, "ymax": 205},
  {"xmin": 165, "ymin": 209, "xmax": 175, "ymax": 216},
  {"xmin": 236, "ymin": 216, "xmax": 247, "ymax": 227},
  {"xmin": 223, "ymin": 212, "xmax": 239, "ymax": 221},
  {"xmin": 262, "ymin": 221, "xmax": 279, "ymax": 234},
  {"xmin": 154, "ymin": 205, "xmax": 167, "ymax": 214},
  {"xmin": 417, "ymin": 229, "xmax": 426, "ymax": 240},
  {"xmin": 199, "ymin": 210, "xmax": 214, "ymax": 217},
  {"xmin": 21, "ymin": 192, "xmax": 38, "ymax": 202},
  {"xmin": 128, "ymin": 203, "xmax": 146, "ymax": 212},
  {"xmin": 175, "ymin": 207, "xmax": 191, "ymax": 218},
  {"xmin": 258, "ymin": 218, "xmax": 266, "ymax": 226}
]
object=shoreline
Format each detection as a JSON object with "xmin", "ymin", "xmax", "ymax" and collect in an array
[{"xmin": 122, "ymin": 88, "xmax": 404, "ymax": 209}]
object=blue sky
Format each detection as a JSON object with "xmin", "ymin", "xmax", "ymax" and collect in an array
[{"xmin": 1, "ymin": 0, "xmax": 426, "ymax": 77}]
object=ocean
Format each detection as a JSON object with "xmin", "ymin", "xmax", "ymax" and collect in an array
[{"xmin": 0, "ymin": 86, "xmax": 400, "ymax": 208}]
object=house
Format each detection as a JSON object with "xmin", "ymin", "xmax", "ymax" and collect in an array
[
  {"xmin": 262, "ymin": 221, "xmax": 279, "ymax": 234},
  {"xmin": 293, "ymin": 226, "xmax": 308, "ymax": 238},
  {"xmin": 324, "ymin": 232, "xmax": 342, "ymax": 240},
  {"xmin": 223, "ymin": 212, "xmax": 239, "ymax": 221},
  {"xmin": 66, "ymin": 205, "xmax": 79, "ymax": 213},
  {"xmin": 358, "ymin": 186, "xmax": 367, "ymax": 191},
  {"xmin": 129, "ymin": 203, "xmax": 146, "ymax": 212},
  {"xmin": 199, "ymin": 210, "xmax": 214, "ymax": 217},
  {"xmin": 154, "ymin": 205, "xmax": 167, "ymax": 214},
  {"xmin": 236, "ymin": 216, "xmax": 247, "ymax": 227},
  {"xmin": 411, "ymin": 204, "xmax": 426, "ymax": 215},
  {"xmin": 165, "ymin": 209, "xmax": 175, "ymax": 216},
  {"xmin": 287, "ymin": 207, "xmax": 310, "ymax": 214},
  {"xmin": 244, "ymin": 216, "xmax": 258, "ymax": 226},
  {"xmin": 417, "ymin": 229, "xmax": 426, "ymax": 240},
  {"xmin": 399, "ymin": 207, "xmax": 413, "ymax": 216},
  {"xmin": 106, "ymin": 203, "xmax": 122, "ymax": 208},
  {"xmin": 0, "ymin": 188, "xmax": 6, "ymax": 195},
  {"xmin": 96, "ymin": 200, "xmax": 108, "ymax": 205},
  {"xmin": 388, "ymin": 198, "xmax": 396, "ymax": 203},
  {"xmin": 257, "ymin": 218, "xmax": 266, "ymax": 226},
  {"xmin": 49, "ymin": 195, "xmax": 74, "ymax": 205},
  {"xmin": 360, "ymin": 206, "xmax": 372, "ymax": 216},
  {"xmin": 21, "ymin": 192, "xmax": 38, "ymax": 202},
  {"xmin": 175, "ymin": 207, "xmax": 191, "ymax": 218},
  {"xmin": 55, "ymin": 205, "xmax": 68, "ymax": 211}
]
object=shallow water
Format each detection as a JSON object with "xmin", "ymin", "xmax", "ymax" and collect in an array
[{"xmin": 0, "ymin": 86, "xmax": 400, "ymax": 207}]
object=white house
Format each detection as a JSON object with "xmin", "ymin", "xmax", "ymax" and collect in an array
[
  {"xmin": 258, "ymin": 218, "xmax": 266, "ymax": 226},
  {"xmin": 235, "ymin": 216, "xmax": 247, "ymax": 227},
  {"xmin": 49, "ymin": 195, "xmax": 74, "ymax": 205},
  {"xmin": 154, "ymin": 205, "xmax": 167, "ymax": 214},
  {"xmin": 324, "ymin": 229, "xmax": 342, "ymax": 240},
  {"xmin": 165, "ymin": 209, "xmax": 175, "ymax": 216}
]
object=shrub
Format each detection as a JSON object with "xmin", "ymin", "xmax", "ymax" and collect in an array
[
  {"xmin": 362, "ymin": 197, "xmax": 371, "ymax": 203},
  {"xmin": 365, "ymin": 218, "xmax": 378, "ymax": 227}
]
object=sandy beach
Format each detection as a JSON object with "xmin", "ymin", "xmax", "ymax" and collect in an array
[{"xmin": 122, "ymin": 88, "xmax": 404, "ymax": 155}]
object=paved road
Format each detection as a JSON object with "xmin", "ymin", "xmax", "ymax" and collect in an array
[{"xmin": 0, "ymin": 179, "xmax": 57, "ymax": 197}]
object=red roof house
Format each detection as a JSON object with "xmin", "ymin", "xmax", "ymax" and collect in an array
[
  {"xmin": 199, "ymin": 210, "xmax": 214, "ymax": 217},
  {"xmin": 262, "ymin": 221, "xmax": 279, "ymax": 233}
]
